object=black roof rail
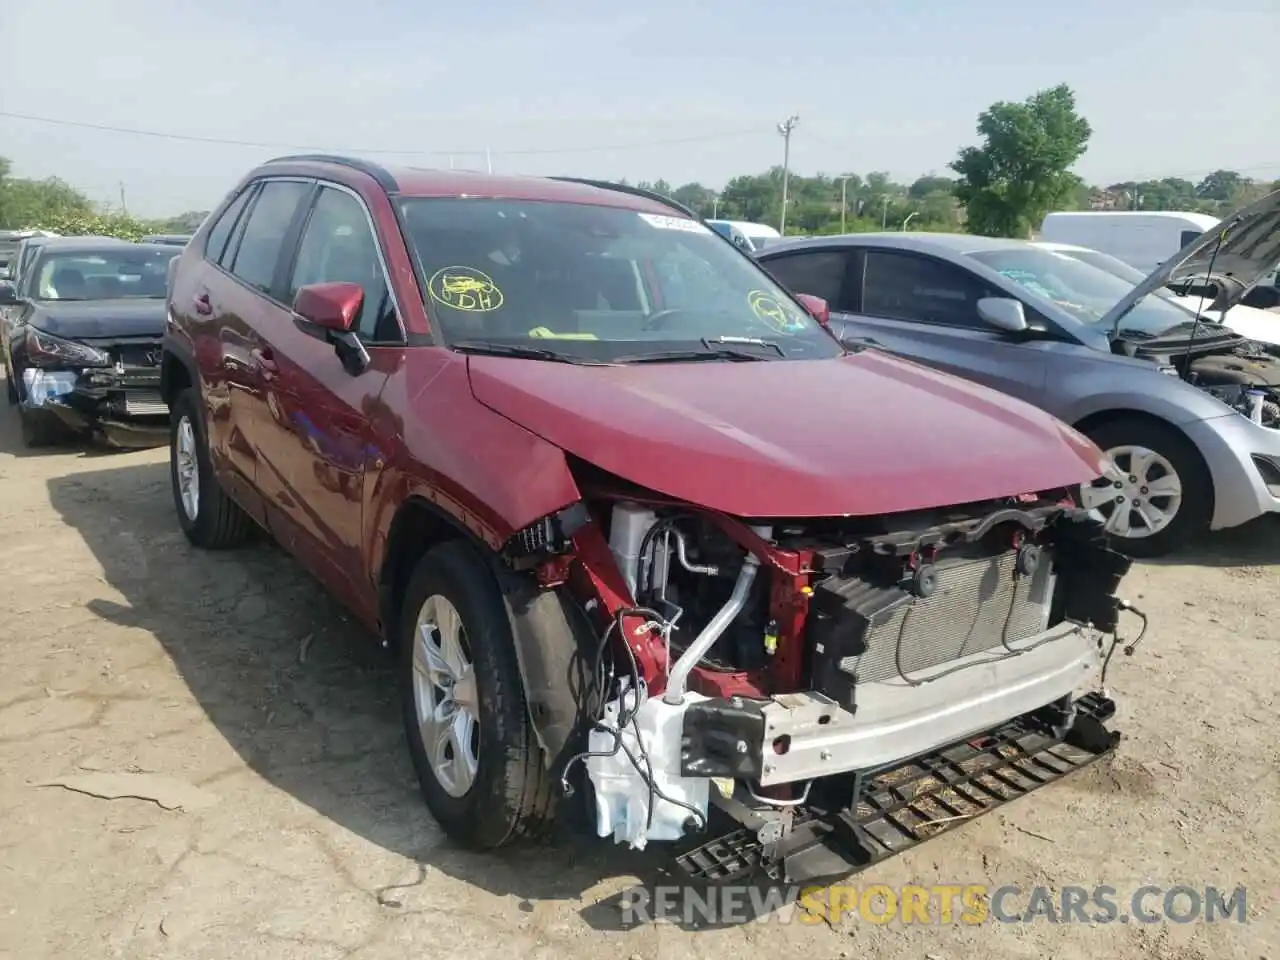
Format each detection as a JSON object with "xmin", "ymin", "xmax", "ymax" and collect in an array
[
  {"xmin": 549, "ymin": 177, "xmax": 698, "ymax": 220},
  {"xmin": 264, "ymin": 154, "xmax": 399, "ymax": 193}
]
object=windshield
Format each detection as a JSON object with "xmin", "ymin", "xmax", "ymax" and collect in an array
[
  {"xmin": 32, "ymin": 248, "xmax": 172, "ymax": 301},
  {"xmin": 969, "ymin": 247, "xmax": 1198, "ymax": 337},
  {"xmin": 1048, "ymin": 247, "xmax": 1197, "ymax": 306},
  {"xmin": 397, "ymin": 198, "xmax": 842, "ymax": 362}
]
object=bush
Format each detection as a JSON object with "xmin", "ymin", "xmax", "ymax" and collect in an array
[{"xmin": 25, "ymin": 211, "xmax": 158, "ymax": 242}]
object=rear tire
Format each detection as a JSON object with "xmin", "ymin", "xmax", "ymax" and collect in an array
[
  {"xmin": 399, "ymin": 540, "xmax": 553, "ymax": 849},
  {"xmin": 169, "ymin": 387, "xmax": 254, "ymax": 549},
  {"xmin": 1078, "ymin": 416, "xmax": 1212, "ymax": 558}
]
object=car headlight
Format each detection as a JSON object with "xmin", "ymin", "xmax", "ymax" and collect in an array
[{"xmin": 24, "ymin": 327, "xmax": 111, "ymax": 367}]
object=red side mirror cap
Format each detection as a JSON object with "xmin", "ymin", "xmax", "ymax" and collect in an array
[
  {"xmin": 794, "ymin": 293, "xmax": 830, "ymax": 327},
  {"xmin": 293, "ymin": 282, "xmax": 364, "ymax": 332}
]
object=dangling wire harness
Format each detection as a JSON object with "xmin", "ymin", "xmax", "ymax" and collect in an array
[{"xmin": 559, "ymin": 606, "xmax": 708, "ymax": 831}]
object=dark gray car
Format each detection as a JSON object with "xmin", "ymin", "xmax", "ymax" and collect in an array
[{"xmin": 757, "ymin": 190, "xmax": 1280, "ymax": 557}]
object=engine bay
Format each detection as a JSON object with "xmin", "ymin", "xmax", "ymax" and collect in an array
[
  {"xmin": 1123, "ymin": 329, "xmax": 1280, "ymax": 429},
  {"xmin": 572, "ymin": 494, "xmax": 1135, "ymax": 858}
]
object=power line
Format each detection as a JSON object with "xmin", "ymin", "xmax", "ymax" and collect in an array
[{"xmin": 0, "ymin": 109, "xmax": 767, "ymax": 157}]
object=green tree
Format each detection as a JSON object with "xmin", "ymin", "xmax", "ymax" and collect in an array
[
  {"xmin": 0, "ymin": 158, "xmax": 96, "ymax": 230},
  {"xmin": 908, "ymin": 175, "xmax": 954, "ymax": 200},
  {"xmin": 1195, "ymin": 169, "xmax": 1246, "ymax": 203},
  {"xmin": 950, "ymin": 83, "xmax": 1092, "ymax": 237},
  {"xmin": 719, "ymin": 171, "xmax": 780, "ymax": 223},
  {"xmin": 669, "ymin": 182, "xmax": 717, "ymax": 217},
  {"xmin": 157, "ymin": 210, "xmax": 210, "ymax": 233}
]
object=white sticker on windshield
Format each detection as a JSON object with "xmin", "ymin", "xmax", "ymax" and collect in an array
[{"xmin": 638, "ymin": 213, "xmax": 710, "ymax": 234}]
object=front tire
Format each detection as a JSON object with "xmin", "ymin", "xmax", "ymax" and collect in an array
[
  {"xmin": 399, "ymin": 540, "xmax": 553, "ymax": 849},
  {"xmin": 19, "ymin": 408, "xmax": 62, "ymax": 447},
  {"xmin": 1078, "ymin": 416, "xmax": 1212, "ymax": 558},
  {"xmin": 169, "ymin": 387, "xmax": 254, "ymax": 549}
]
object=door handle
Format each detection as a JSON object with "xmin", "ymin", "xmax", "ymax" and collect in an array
[
  {"xmin": 193, "ymin": 293, "xmax": 212, "ymax": 316},
  {"xmin": 252, "ymin": 347, "xmax": 279, "ymax": 379}
]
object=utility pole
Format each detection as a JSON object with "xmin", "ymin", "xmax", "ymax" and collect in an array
[
  {"xmin": 119, "ymin": 182, "xmax": 128, "ymax": 217},
  {"xmin": 776, "ymin": 115, "xmax": 799, "ymax": 234},
  {"xmin": 838, "ymin": 176, "xmax": 852, "ymax": 233},
  {"xmin": 486, "ymin": 146, "xmax": 493, "ymax": 174}
]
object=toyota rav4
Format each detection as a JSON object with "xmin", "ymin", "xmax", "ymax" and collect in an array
[{"xmin": 161, "ymin": 155, "xmax": 1138, "ymax": 883}]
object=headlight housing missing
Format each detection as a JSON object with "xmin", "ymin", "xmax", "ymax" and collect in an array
[{"xmin": 24, "ymin": 327, "xmax": 112, "ymax": 368}]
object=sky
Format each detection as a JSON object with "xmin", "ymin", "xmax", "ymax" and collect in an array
[{"xmin": 2, "ymin": 0, "xmax": 1278, "ymax": 219}]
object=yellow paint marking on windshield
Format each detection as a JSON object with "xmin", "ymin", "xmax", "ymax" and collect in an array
[
  {"xmin": 428, "ymin": 266, "xmax": 504, "ymax": 312},
  {"xmin": 747, "ymin": 289, "xmax": 805, "ymax": 334},
  {"xmin": 528, "ymin": 327, "xmax": 598, "ymax": 340}
]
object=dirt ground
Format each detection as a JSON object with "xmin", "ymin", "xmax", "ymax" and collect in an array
[{"xmin": 0, "ymin": 387, "xmax": 1275, "ymax": 960}]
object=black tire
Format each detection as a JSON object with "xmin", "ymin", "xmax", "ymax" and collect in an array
[
  {"xmin": 19, "ymin": 408, "xmax": 62, "ymax": 447},
  {"xmin": 1080, "ymin": 416, "xmax": 1212, "ymax": 558},
  {"xmin": 169, "ymin": 387, "xmax": 254, "ymax": 549},
  {"xmin": 399, "ymin": 540, "xmax": 553, "ymax": 849}
]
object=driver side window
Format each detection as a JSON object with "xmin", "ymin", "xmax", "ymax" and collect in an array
[
  {"xmin": 862, "ymin": 251, "xmax": 993, "ymax": 329},
  {"xmin": 288, "ymin": 186, "xmax": 401, "ymax": 342}
]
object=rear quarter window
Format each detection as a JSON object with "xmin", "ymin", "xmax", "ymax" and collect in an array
[{"xmin": 204, "ymin": 187, "xmax": 254, "ymax": 264}]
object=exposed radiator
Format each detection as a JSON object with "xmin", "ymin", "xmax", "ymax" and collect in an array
[
  {"xmin": 848, "ymin": 552, "xmax": 1055, "ymax": 682},
  {"xmin": 119, "ymin": 390, "xmax": 169, "ymax": 417},
  {"xmin": 809, "ymin": 550, "xmax": 1056, "ymax": 703}
]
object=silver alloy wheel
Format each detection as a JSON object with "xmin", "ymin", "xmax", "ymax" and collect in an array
[
  {"xmin": 175, "ymin": 415, "xmax": 200, "ymax": 522},
  {"xmin": 1079, "ymin": 444, "xmax": 1183, "ymax": 539},
  {"xmin": 412, "ymin": 594, "xmax": 480, "ymax": 798}
]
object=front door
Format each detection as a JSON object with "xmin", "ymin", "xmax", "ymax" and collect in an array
[
  {"xmin": 251, "ymin": 183, "xmax": 400, "ymax": 621},
  {"xmin": 841, "ymin": 249, "xmax": 1051, "ymax": 406}
]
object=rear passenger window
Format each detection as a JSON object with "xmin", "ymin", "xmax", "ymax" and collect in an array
[
  {"xmin": 1179, "ymin": 229, "xmax": 1202, "ymax": 248},
  {"xmin": 229, "ymin": 181, "xmax": 311, "ymax": 295},
  {"xmin": 761, "ymin": 251, "xmax": 849, "ymax": 307},
  {"xmin": 203, "ymin": 188, "xmax": 252, "ymax": 265},
  {"xmin": 288, "ymin": 186, "xmax": 400, "ymax": 341}
]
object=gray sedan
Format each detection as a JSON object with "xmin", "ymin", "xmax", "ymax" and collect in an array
[{"xmin": 757, "ymin": 190, "xmax": 1280, "ymax": 557}]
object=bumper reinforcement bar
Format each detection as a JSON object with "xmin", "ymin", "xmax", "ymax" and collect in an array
[{"xmin": 674, "ymin": 693, "xmax": 1118, "ymax": 885}]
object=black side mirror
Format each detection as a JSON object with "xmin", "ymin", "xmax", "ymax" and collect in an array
[{"xmin": 0, "ymin": 281, "xmax": 19, "ymax": 306}]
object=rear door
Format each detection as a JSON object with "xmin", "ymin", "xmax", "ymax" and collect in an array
[
  {"xmin": 187, "ymin": 178, "xmax": 314, "ymax": 518},
  {"xmin": 250, "ymin": 182, "xmax": 400, "ymax": 620}
]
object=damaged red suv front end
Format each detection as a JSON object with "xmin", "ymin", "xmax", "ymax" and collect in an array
[
  {"xmin": 477, "ymin": 347, "xmax": 1133, "ymax": 882},
  {"xmin": 164, "ymin": 160, "xmax": 1139, "ymax": 884}
]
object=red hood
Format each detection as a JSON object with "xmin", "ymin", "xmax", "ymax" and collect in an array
[{"xmin": 466, "ymin": 352, "xmax": 1107, "ymax": 518}]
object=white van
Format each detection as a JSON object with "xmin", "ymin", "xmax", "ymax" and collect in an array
[
  {"xmin": 1040, "ymin": 210, "xmax": 1280, "ymax": 309},
  {"xmin": 706, "ymin": 219, "xmax": 783, "ymax": 253},
  {"xmin": 1038, "ymin": 211, "xmax": 1220, "ymax": 274}
]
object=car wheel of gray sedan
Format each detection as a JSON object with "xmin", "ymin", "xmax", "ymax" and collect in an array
[
  {"xmin": 169, "ymin": 387, "xmax": 255, "ymax": 549},
  {"xmin": 1078, "ymin": 416, "xmax": 1212, "ymax": 558},
  {"xmin": 399, "ymin": 540, "xmax": 553, "ymax": 849}
]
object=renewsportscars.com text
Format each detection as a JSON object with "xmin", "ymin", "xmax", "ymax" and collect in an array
[{"xmin": 619, "ymin": 883, "xmax": 1249, "ymax": 926}]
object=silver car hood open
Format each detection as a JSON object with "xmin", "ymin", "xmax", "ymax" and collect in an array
[{"xmin": 1102, "ymin": 188, "xmax": 1280, "ymax": 337}]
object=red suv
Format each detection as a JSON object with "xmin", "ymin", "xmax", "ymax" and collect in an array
[{"xmin": 161, "ymin": 155, "xmax": 1134, "ymax": 882}]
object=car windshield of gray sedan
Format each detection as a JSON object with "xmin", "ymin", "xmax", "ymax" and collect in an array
[
  {"xmin": 32, "ymin": 249, "xmax": 172, "ymax": 301},
  {"xmin": 969, "ymin": 248, "xmax": 1196, "ymax": 336},
  {"xmin": 397, "ymin": 197, "xmax": 843, "ymax": 362}
]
